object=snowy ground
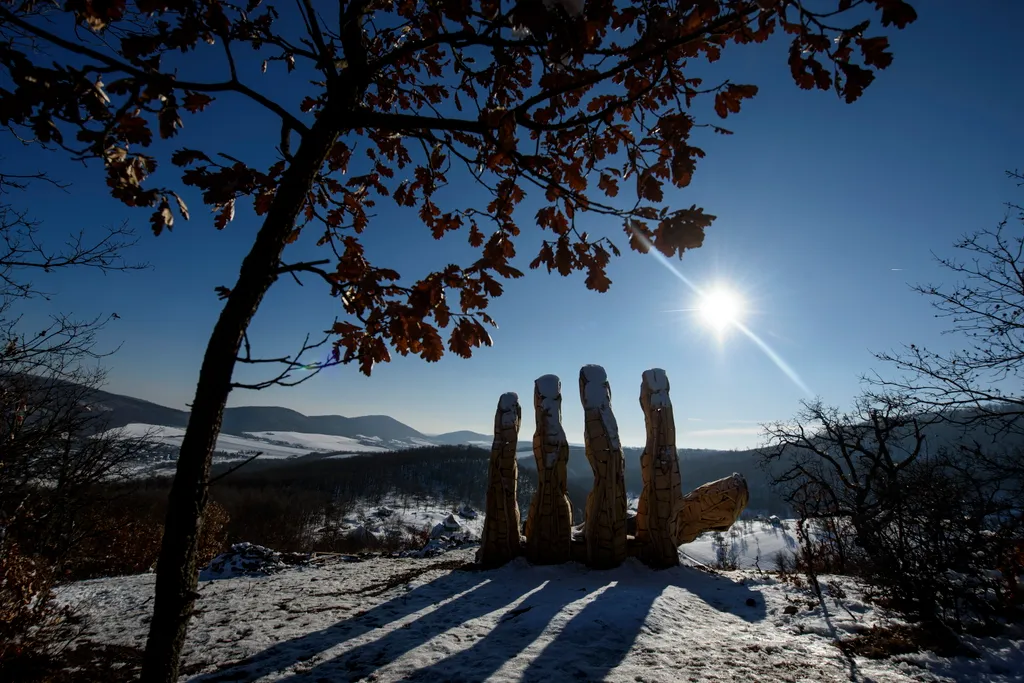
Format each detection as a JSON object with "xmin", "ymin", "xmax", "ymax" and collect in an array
[
  {"xmin": 56, "ymin": 548, "xmax": 1024, "ymax": 683},
  {"xmin": 327, "ymin": 501, "xmax": 485, "ymax": 550},
  {"xmin": 685, "ymin": 518, "xmax": 800, "ymax": 570}
]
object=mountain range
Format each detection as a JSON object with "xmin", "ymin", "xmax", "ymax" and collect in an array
[
  {"xmin": 87, "ymin": 386, "xmax": 501, "ymax": 451},
  {"xmin": 86, "ymin": 385, "xmax": 779, "ymax": 509},
  {"xmin": 81, "ymin": 385, "xmax": 1024, "ymax": 518}
]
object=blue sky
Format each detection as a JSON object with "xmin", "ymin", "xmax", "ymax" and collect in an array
[{"xmin": 6, "ymin": 1, "xmax": 1024, "ymax": 449}]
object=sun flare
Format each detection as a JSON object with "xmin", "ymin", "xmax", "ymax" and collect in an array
[{"xmin": 697, "ymin": 287, "xmax": 744, "ymax": 332}]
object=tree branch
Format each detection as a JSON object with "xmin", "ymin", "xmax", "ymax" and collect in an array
[
  {"xmin": 0, "ymin": 5, "xmax": 310, "ymax": 137},
  {"xmin": 205, "ymin": 450, "xmax": 264, "ymax": 486},
  {"xmin": 298, "ymin": 0, "xmax": 338, "ymax": 82},
  {"xmin": 232, "ymin": 331, "xmax": 340, "ymax": 390}
]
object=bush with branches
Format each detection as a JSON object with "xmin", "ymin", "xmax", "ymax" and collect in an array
[
  {"xmin": 0, "ymin": 170, "xmax": 148, "ymax": 675},
  {"xmin": 762, "ymin": 395, "xmax": 1024, "ymax": 630}
]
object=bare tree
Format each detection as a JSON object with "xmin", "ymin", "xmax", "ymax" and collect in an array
[
  {"xmin": 874, "ymin": 170, "xmax": 1024, "ymax": 438},
  {"xmin": 761, "ymin": 394, "xmax": 930, "ymax": 556},
  {"xmin": 762, "ymin": 393, "xmax": 1023, "ymax": 631},
  {"xmin": 0, "ymin": 171, "xmax": 149, "ymax": 669}
]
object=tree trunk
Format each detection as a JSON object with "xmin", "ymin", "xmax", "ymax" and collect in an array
[{"xmin": 140, "ymin": 116, "xmax": 339, "ymax": 682}]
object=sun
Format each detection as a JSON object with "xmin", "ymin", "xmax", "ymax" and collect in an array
[{"xmin": 697, "ymin": 287, "xmax": 744, "ymax": 332}]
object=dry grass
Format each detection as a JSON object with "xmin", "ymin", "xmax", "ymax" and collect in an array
[{"xmin": 836, "ymin": 623, "xmax": 980, "ymax": 660}]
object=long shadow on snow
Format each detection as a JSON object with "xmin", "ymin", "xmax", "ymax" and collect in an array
[
  {"xmin": 195, "ymin": 559, "xmax": 766, "ymax": 682},
  {"xmin": 399, "ymin": 575, "xmax": 583, "ymax": 682},
  {"xmin": 397, "ymin": 559, "xmax": 767, "ymax": 683},
  {"xmin": 518, "ymin": 561, "xmax": 768, "ymax": 682},
  {"xmin": 192, "ymin": 566, "xmax": 516, "ymax": 682},
  {"xmin": 272, "ymin": 565, "xmax": 558, "ymax": 682}
]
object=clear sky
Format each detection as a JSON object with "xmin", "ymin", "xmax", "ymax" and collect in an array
[{"xmin": 6, "ymin": 1, "xmax": 1024, "ymax": 449}]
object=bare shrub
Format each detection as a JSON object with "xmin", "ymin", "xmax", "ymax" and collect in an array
[
  {"xmin": 0, "ymin": 543, "xmax": 74, "ymax": 678},
  {"xmin": 763, "ymin": 395, "xmax": 1024, "ymax": 630}
]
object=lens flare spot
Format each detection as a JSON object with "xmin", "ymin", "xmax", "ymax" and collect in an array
[{"xmin": 697, "ymin": 287, "xmax": 744, "ymax": 332}]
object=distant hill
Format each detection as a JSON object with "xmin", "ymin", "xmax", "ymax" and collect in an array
[
  {"xmin": 84, "ymin": 384, "xmax": 773, "ymax": 491},
  {"xmin": 431, "ymin": 430, "xmax": 493, "ymax": 445},
  {"xmin": 87, "ymin": 389, "xmax": 430, "ymax": 443},
  {"xmin": 432, "ymin": 431, "xmax": 535, "ymax": 452},
  {"xmin": 87, "ymin": 387, "xmax": 191, "ymax": 430},
  {"xmin": 219, "ymin": 408, "xmax": 425, "ymax": 442},
  {"xmin": 83, "ymin": 385, "xmax": 776, "ymax": 459}
]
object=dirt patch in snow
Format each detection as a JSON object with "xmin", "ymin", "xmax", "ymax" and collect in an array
[{"xmin": 838, "ymin": 623, "xmax": 981, "ymax": 660}]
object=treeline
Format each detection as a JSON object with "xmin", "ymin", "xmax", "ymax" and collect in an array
[
  {"xmin": 213, "ymin": 444, "xmax": 510, "ymax": 512},
  {"xmin": 194, "ymin": 441, "xmax": 786, "ymax": 551},
  {"xmin": 9, "ymin": 440, "xmax": 780, "ymax": 586},
  {"xmin": 211, "ymin": 442, "xmax": 789, "ymax": 534},
  {"xmin": 149, "ymin": 445, "xmax": 536, "ymax": 553}
]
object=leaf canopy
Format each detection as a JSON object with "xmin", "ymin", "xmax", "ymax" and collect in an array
[{"xmin": 0, "ymin": 0, "xmax": 916, "ymax": 373}]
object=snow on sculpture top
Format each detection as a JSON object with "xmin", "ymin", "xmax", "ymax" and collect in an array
[
  {"xmin": 579, "ymin": 364, "xmax": 621, "ymax": 453},
  {"xmin": 497, "ymin": 392, "xmax": 520, "ymax": 429},
  {"xmin": 534, "ymin": 375, "xmax": 566, "ymax": 468},
  {"xmin": 641, "ymin": 369, "xmax": 670, "ymax": 409}
]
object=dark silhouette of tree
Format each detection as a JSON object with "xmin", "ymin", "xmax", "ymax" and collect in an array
[
  {"xmin": 760, "ymin": 395, "xmax": 930, "ymax": 563},
  {"xmin": 875, "ymin": 170, "xmax": 1024, "ymax": 438},
  {"xmin": 1, "ymin": 170, "xmax": 147, "ymax": 553},
  {"xmin": 0, "ymin": 170, "xmax": 148, "ymax": 669},
  {"xmin": 761, "ymin": 394, "xmax": 1024, "ymax": 631},
  {"xmin": 0, "ymin": 1, "xmax": 917, "ymax": 678}
]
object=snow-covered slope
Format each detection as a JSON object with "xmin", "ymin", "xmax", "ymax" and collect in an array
[
  {"xmin": 108, "ymin": 423, "xmax": 443, "ymax": 462},
  {"xmin": 56, "ymin": 549, "xmax": 1024, "ymax": 682},
  {"xmin": 110, "ymin": 423, "xmax": 316, "ymax": 459},
  {"xmin": 242, "ymin": 430, "xmax": 389, "ymax": 454}
]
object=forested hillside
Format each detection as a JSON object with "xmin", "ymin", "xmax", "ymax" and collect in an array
[{"xmin": 210, "ymin": 443, "xmax": 788, "ymax": 524}]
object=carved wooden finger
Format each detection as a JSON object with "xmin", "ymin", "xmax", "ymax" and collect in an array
[
  {"xmin": 524, "ymin": 375, "xmax": 573, "ymax": 564},
  {"xmin": 674, "ymin": 472, "xmax": 750, "ymax": 545},
  {"xmin": 579, "ymin": 365, "xmax": 627, "ymax": 568},
  {"xmin": 637, "ymin": 368, "xmax": 684, "ymax": 568},
  {"xmin": 478, "ymin": 392, "xmax": 523, "ymax": 567}
]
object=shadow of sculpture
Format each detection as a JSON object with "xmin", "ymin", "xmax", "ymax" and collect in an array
[
  {"xmin": 192, "ymin": 568, "xmax": 503, "ymax": 682},
  {"xmin": 197, "ymin": 559, "xmax": 767, "ymax": 682},
  {"xmin": 400, "ymin": 578, "xmax": 579, "ymax": 682},
  {"xmin": 521, "ymin": 562, "xmax": 768, "ymax": 682}
]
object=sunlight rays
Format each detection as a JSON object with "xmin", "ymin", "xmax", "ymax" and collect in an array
[{"xmin": 629, "ymin": 227, "xmax": 812, "ymax": 396}]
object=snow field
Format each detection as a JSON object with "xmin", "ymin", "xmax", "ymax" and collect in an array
[
  {"xmin": 57, "ymin": 548, "xmax": 1024, "ymax": 683},
  {"xmin": 684, "ymin": 518, "xmax": 801, "ymax": 570},
  {"xmin": 53, "ymin": 507, "xmax": 1024, "ymax": 682},
  {"xmin": 243, "ymin": 431, "xmax": 389, "ymax": 453},
  {"xmin": 104, "ymin": 424, "xmax": 428, "ymax": 462},
  {"xmin": 108, "ymin": 424, "xmax": 314, "ymax": 459}
]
